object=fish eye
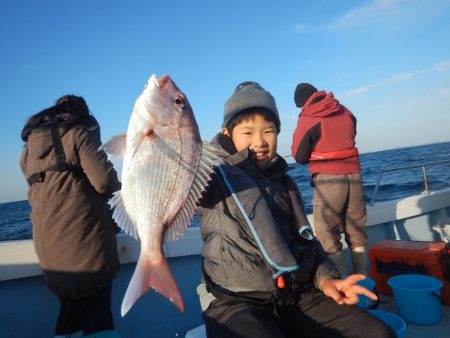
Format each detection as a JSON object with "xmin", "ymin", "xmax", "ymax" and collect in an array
[{"xmin": 174, "ymin": 96, "xmax": 186, "ymax": 107}]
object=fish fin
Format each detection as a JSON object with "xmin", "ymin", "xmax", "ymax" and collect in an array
[
  {"xmin": 124, "ymin": 132, "xmax": 145, "ymax": 173},
  {"xmin": 109, "ymin": 191, "xmax": 139, "ymax": 239},
  {"xmin": 203, "ymin": 140, "xmax": 229, "ymax": 159},
  {"xmin": 100, "ymin": 134, "xmax": 127, "ymax": 159},
  {"xmin": 167, "ymin": 207, "xmax": 194, "ymax": 242},
  {"xmin": 165, "ymin": 141, "xmax": 219, "ymax": 242},
  {"xmin": 121, "ymin": 252, "xmax": 184, "ymax": 316}
]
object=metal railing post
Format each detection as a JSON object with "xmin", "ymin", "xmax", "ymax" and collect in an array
[
  {"xmin": 422, "ymin": 165, "xmax": 429, "ymax": 194},
  {"xmin": 370, "ymin": 172, "xmax": 384, "ymax": 206},
  {"xmin": 369, "ymin": 159, "xmax": 450, "ymax": 205}
]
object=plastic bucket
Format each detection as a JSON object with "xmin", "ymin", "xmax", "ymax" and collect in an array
[
  {"xmin": 356, "ymin": 277, "xmax": 377, "ymax": 309},
  {"xmin": 368, "ymin": 310, "xmax": 406, "ymax": 338},
  {"xmin": 387, "ymin": 274, "xmax": 443, "ymax": 325},
  {"xmin": 342, "ymin": 275, "xmax": 377, "ymax": 309}
]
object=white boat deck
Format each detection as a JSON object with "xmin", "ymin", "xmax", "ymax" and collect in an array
[{"xmin": 1, "ymin": 188, "xmax": 450, "ymax": 337}]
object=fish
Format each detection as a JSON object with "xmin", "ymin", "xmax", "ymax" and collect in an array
[{"xmin": 101, "ymin": 74, "xmax": 218, "ymax": 316}]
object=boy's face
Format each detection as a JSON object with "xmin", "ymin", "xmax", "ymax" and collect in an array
[{"xmin": 222, "ymin": 113, "xmax": 278, "ymax": 168}]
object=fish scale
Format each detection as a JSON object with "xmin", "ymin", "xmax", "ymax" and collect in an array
[
  {"xmin": 128, "ymin": 135, "xmax": 199, "ymax": 237},
  {"xmin": 102, "ymin": 74, "xmax": 219, "ymax": 316}
]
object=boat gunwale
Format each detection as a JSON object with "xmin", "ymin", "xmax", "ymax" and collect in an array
[{"xmin": 1, "ymin": 187, "xmax": 450, "ymax": 282}]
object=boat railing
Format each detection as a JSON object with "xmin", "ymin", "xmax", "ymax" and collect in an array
[{"xmin": 370, "ymin": 159, "xmax": 450, "ymax": 206}]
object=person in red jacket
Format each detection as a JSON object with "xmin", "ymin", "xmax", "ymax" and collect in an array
[{"xmin": 291, "ymin": 83, "xmax": 368, "ymax": 275}]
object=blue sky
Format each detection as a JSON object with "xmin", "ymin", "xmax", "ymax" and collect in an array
[{"xmin": 1, "ymin": 0, "xmax": 450, "ymax": 203}]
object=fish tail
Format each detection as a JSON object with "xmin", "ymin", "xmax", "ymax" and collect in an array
[{"xmin": 120, "ymin": 253, "xmax": 184, "ymax": 316}]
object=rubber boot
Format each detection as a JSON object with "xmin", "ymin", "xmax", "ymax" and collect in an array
[
  {"xmin": 329, "ymin": 251, "xmax": 346, "ymax": 275},
  {"xmin": 83, "ymin": 330, "xmax": 121, "ymax": 338},
  {"xmin": 55, "ymin": 331, "xmax": 83, "ymax": 338},
  {"xmin": 351, "ymin": 246, "xmax": 367, "ymax": 275}
]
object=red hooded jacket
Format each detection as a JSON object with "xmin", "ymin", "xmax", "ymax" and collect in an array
[{"xmin": 291, "ymin": 90, "xmax": 361, "ymax": 175}]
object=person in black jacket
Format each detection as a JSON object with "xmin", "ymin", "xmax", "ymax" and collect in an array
[{"xmin": 196, "ymin": 82, "xmax": 395, "ymax": 338}]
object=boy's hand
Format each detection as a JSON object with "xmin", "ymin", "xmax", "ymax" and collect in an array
[{"xmin": 319, "ymin": 274, "xmax": 378, "ymax": 305}]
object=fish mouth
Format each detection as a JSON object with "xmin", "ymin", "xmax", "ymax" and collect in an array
[
  {"xmin": 150, "ymin": 74, "xmax": 171, "ymax": 89},
  {"xmin": 158, "ymin": 75, "xmax": 170, "ymax": 88}
]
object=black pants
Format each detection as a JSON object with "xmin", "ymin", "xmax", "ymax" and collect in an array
[
  {"xmin": 55, "ymin": 283, "xmax": 114, "ymax": 335},
  {"xmin": 202, "ymin": 288, "xmax": 396, "ymax": 338}
]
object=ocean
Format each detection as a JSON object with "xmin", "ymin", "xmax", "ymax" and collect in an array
[{"xmin": 1, "ymin": 141, "xmax": 449, "ymax": 242}]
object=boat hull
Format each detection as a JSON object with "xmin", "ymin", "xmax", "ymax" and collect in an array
[{"xmin": 1, "ymin": 188, "xmax": 450, "ymax": 337}]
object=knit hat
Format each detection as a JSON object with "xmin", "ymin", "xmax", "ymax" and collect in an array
[
  {"xmin": 222, "ymin": 81, "xmax": 280, "ymax": 129},
  {"xmin": 294, "ymin": 83, "xmax": 318, "ymax": 108}
]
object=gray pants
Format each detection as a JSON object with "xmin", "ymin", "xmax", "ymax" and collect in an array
[{"xmin": 312, "ymin": 173, "xmax": 368, "ymax": 253}]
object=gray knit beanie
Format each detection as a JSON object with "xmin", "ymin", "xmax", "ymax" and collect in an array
[
  {"xmin": 222, "ymin": 81, "xmax": 280, "ymax": 129},
  {"xmin": 294, "ymin": 83, "xmax": 318, "ymax": 108}
]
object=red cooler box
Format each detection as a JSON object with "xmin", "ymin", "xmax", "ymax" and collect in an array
[{"xmin": 368, "ymin": 240, "xmax": 450, "ymax": 305}]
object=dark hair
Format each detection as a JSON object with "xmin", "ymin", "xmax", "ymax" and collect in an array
[
  {"xmin": 226, "ymin": 108, "xmax": 281, "ymax": 135},
  {"xmin": 21, "ymin": 95, "xmax": 97, "ymax": 141},
  {"xmin": 55, "ymin": 95, "xmax": 89, "ymax": 116}
]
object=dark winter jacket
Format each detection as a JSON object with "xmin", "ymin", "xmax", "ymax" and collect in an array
[
  {"xmin": 198, "ymin": 134, "xmax": 338, "ymax": 301},
  {"xmin": 291, "ymin": 91, "xmax": 361, "ymax": 175},
  {"xmin": 20, "ymin": 116, "xmax": 121, "ymax": 298}
]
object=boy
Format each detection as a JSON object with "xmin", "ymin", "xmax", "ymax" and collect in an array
[{"xmin": 196, "ymin": 82, "xmax": 394, "ymax": 338}]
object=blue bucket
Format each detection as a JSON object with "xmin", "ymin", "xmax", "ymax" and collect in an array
[
  {"xmin": 356, "ymin": 277, "xmax": 376, "ymax": 309},
  {"xmin": 387, "ymin": 274, "xmax": 443, "ymax": 325},
  {"xmin": 368, "ymin": 310, "xmax": 406, "ymax": 338},
  {"xmin": 342, "ymin": 275, "xmax": 377, "ymax": 309}
]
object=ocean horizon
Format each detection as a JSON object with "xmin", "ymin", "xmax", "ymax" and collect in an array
[{"xmin": 1, "ymin": 141, "xmax": 450, "ymax": 241}]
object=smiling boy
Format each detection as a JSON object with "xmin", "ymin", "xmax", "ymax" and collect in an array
[
  {"xmin": 222, "ymin": 110, "xmax": 277, "ymax": 166},
  {"xmin": 196, "ymin": 81, "xmax": 394, "ymax": 338}
]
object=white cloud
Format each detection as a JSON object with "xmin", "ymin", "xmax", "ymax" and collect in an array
[
  {"xmin": 388, "ymin": 69, "xmax": 426, "ymax": 82},
  {"xmin": 294, "ymin": 24, "xmax": 307, "ymax": 32},
  {"xmin": 323, "ymin": 0, "xmax": 450, "ymax": 31},
  {"xmin": 344, "ymin": 86, "xmax": 370, "ymax": 97},
  {"xmin": 432, "ymin": 60, "xmax": 450, "ymax": 72},
  {"xmin": 343, "ymin": 68, "xmax": 428, "ymax": 97},
  {"xmin": 325, "ymin": 0, "xmax": 404, "ymax": 30},
  {"xmin": 391, "ymin": 72, "xmax": 413, "ymax": 81},
  {"xmin": 293, "ymin": 0, "xmax": 450, "ymax": 33}
]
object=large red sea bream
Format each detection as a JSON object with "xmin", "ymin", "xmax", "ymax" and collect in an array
[{"xmin": 102, "ymin": 74, "xmax": 217, "ymax": 316}]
